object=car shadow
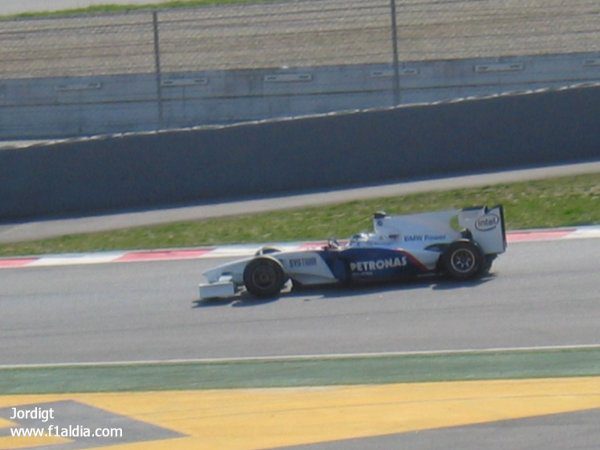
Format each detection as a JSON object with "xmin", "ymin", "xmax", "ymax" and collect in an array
[
  {"xmin": 192, "ymin": 273, "xmax": 497, "ymax": 308},
  {"xmin": 192, "ymin": 291, "xmax": 281, "ymax": 308}
]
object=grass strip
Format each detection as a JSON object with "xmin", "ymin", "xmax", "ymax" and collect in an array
[
  {"xmin": 1, "ymin": 0, "xmax": 279, "ymax": 20},
  {"xmin": 2, "ymin": 348, "xmax": 599, "ymax": 394},
  {"xmin": 1, "ymin": 173, "xmax": 598, "ymax": 257}
]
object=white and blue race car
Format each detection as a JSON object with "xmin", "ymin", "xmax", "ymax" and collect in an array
[{"xmin": 198, "ymin": 205, "xmax": 506, "ymax": 299}]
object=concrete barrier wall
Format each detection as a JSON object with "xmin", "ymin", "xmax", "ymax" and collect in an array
[
  {"xmin": 1, "ymin": 84, "xmax": 599, "ymax": 221},
  {"xmin": 1, "ymin": 52, "xmax": 599, "ymax": 140}
]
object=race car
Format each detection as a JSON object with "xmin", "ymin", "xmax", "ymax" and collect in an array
[{"xmin": 198, "ymin": 205, "xmax": 506, "ymax": 299}]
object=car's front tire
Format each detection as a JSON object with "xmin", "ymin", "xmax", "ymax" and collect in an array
[
  {"xmin": 441, "ymin": 240, "xmax": 484, "ymax": 280},
  {"xmin": 243, "ymin": 256, "xmax": 287, "ymax": 297}
]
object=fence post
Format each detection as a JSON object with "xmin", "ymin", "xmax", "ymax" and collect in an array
[
  {"xmin": 389, "ymin": 0, "xmax": 401, "ymax": 106},
  {"xmin": 152, "ymin": 11, "xmax": 164, "ymax": 127}
]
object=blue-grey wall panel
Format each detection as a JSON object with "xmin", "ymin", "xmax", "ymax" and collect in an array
[{"xmin": 1, "ymin": 85, "xmax": 599, "ymax": 220}]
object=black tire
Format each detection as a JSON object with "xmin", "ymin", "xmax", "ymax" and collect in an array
[
  {"xmin": 441, "ymin": 240, "xmax": 484, "ymax": 280},
  {"xmin": 243, "ymin": 256, "xmax": 287, "ymax": 298}
]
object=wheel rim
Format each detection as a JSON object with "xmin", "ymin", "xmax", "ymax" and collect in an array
[
  {"xmin": 450, "ymin": 248, "xmax": 476, "ymax": 273},
  {"xmin": 252, "ymin": 263, "xmax": 277, "ymax": 289}
]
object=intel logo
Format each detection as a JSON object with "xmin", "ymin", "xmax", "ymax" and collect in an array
[{"xmin": 475, "ymin": 213, "xmax": 500, "ymax": 231}]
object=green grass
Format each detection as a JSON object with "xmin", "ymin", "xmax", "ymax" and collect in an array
[
  {"xmin": 2, "ymin": 348, "xmax": 599, "ymax": 394},
  {"xmin": 1, "ymin": 0, "xmax": 279, "ymax": 20},
  {"xmin": 0, "ymin": 173, "xmax": 598, "ymax": 257}
]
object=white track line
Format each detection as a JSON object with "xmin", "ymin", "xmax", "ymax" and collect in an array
[{"xmin": 2, "ymin": 344, "xmax": 599, "ymax": 370}]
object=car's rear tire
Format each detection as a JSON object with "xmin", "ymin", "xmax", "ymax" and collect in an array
[
  {"xmin": 243, "ymin": 256, "xmax": 287, "ymax": 297},
  {"xmin": 441, "ymin": 240, "xmax": 484, "ymax": 280}
]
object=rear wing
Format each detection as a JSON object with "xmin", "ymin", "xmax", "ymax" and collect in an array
[
  {"xmin": 371, "ymin": 205, "xmax": 507, "ymax": 256},
  {"xmin": 458, "ymin": 205, "xmax": 506, "ymax": 255}
]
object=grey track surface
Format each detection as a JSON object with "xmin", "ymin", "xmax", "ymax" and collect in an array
[
  {"xmin": 1, "ymin": 238, "xmax": 599, "ymax": 365},
  {"xmin": 1, "ymin": 0, "xmax": 599, "ymax": 78},
  {"xmin": 283, "ymin": 408, "xmax": 600, "ymax": 450},
  {"xmin": 1, "ymin": 161, "xmax": 598, "ymax": 243},
  {"xmin": 0, "ymin": 0, "xmax": 167, "ymax": 15}
]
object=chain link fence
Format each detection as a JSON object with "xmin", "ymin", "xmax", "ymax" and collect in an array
[{"xmin": 1, "ymin": 0, "xmax": 598, "ymax": 79}]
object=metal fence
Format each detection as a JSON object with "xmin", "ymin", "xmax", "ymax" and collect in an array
[
  {"xmin": 1, "ymin": 0, "xmax": 599, "ymax": 79},
  {"xmin": 1, "ymin": 0, "xmax": 599, "ymax": 140}
]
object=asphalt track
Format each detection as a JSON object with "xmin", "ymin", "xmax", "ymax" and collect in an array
[
  {"xmin": 2, "ymin": 233, "xmax": 599, "ymax": 450},
  {"xmin": 1, "ymin": 237, "xmax": 598, "ymax": 366},
  {"xmin": 284, "ymin": 408, "xmax": 600, "ymax": 450},
  {"xmin": 0, "ymin": 0, "xmax": 168, "ymax": 15}
]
